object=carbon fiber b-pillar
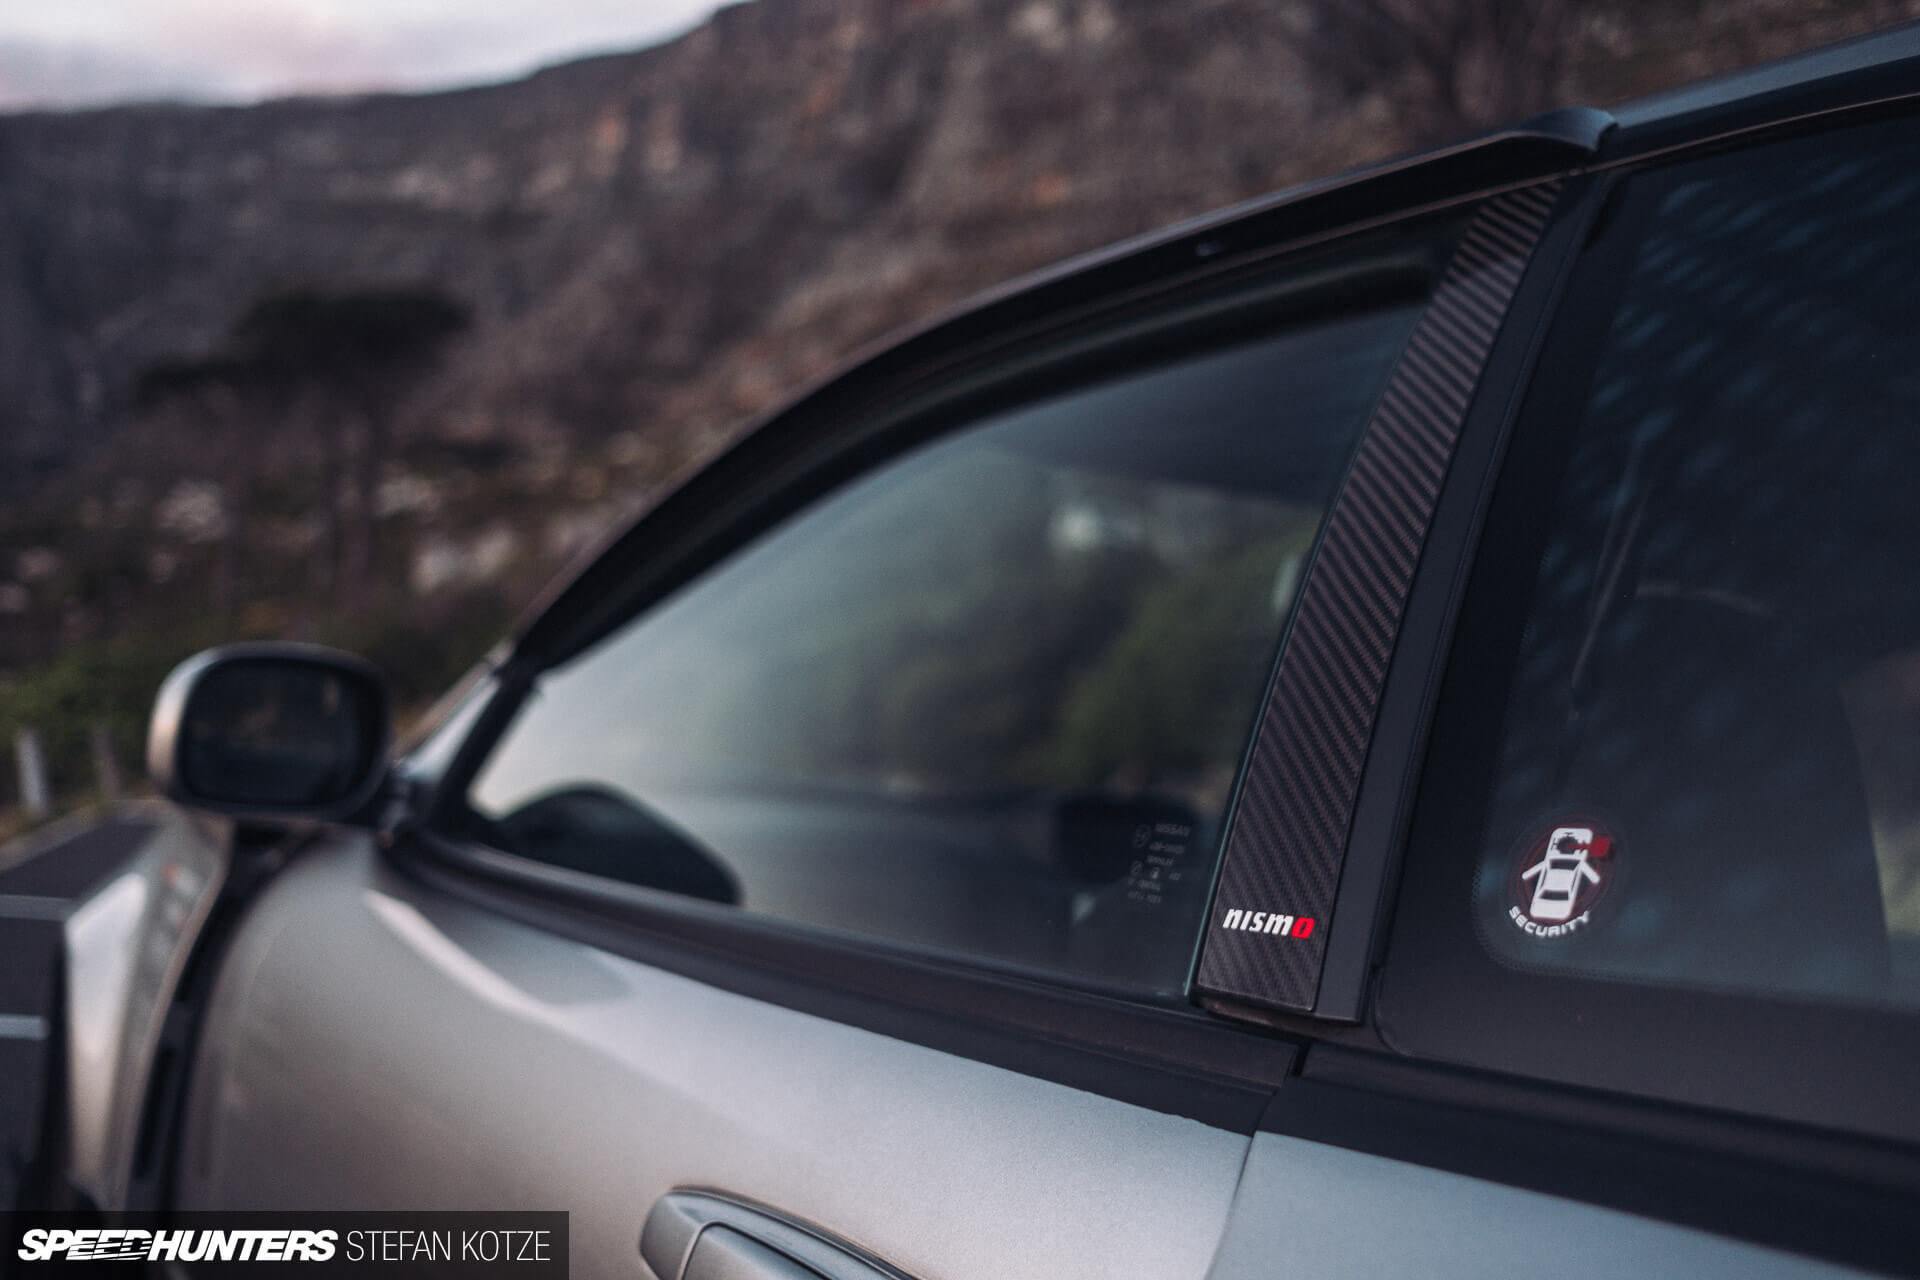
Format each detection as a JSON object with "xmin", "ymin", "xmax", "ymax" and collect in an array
[{"xmin": 1196, "ymin": 182, "xmax": 1563, "ymax": 1015}]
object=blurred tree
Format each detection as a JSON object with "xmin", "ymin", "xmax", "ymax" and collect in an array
[
  {"xmin": 133, "ymin": 355, "xmax": 271, "ymax": 618},
  {"xmin": 1292, "ymin": 0, "xmax": 1584, "ymax": 145},
  {"xmin": 234, "ymin": 290, "xmax": 468, "ymax": 613},
  {"xmin": 134, "ymin": 289, "xmax": 468, "ymax": 616}
]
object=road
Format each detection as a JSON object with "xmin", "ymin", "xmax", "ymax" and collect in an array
[{"xmin": 0, "ymin": 815, "xmax": 156, "ymax": 1208}]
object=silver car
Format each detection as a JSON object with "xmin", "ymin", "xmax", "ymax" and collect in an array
[{"xmin": 43, "ymin": 26, "xmax": 1920, "ymax": 1280}]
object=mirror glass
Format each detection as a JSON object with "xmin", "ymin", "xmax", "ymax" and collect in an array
[{"xmin": 179, "ymin": 659, "xmax": 383, "ymax": 808}]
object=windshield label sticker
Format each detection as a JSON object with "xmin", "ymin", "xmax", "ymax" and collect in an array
[
  {"xmin": 1125, "ymin": 821, "xmax": 1192, "ymax": 907},
  {"xmin": 1508, "ymin": 819, "xmax": 1617, "ymax": 938}
]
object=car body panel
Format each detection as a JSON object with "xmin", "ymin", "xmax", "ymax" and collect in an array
[
  {"xmin": 63, "ymin": 806, "xmax": 227, "ymax": 1210},
  {"xmin": 1206, "ymin": 1133, "xmax": 1869, "ymax": 1280},
  {"xmin": 175, "ymin": 836, "xmax": 1250, "ymax": 1279}
]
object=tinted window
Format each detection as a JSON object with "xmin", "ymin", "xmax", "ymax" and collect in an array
[
  {"xmin": 1462, "ymin": 122, "xmax": 1920, "ymax": 1009},
  {"xmin": 467, "ymin": 298, "xmax": 1425, "ymax": 993},
  {"xmin": 1381, "ymin": 112, "xmax": 1920, "ymax": 1136}
]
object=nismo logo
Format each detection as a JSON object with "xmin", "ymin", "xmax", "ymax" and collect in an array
[{"xmin": 1219, "ymin": 908, "xmax": 1316, "ymax": 938}]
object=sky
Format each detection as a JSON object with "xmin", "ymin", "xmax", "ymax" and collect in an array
[{"xmin": 0, "ymin": 0, "xmax": 735, "ymax": 111}]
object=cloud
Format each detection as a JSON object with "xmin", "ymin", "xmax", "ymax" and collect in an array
[
  {"xmin": 0, "ymin": 39, "xmax": 213, "ymax": 110},
  {"xmin": 0, "ymin": 0, "xmax": 732, "ymax": 110},
  {"xmin": 138, "ymin": 1, "xmax": 418, "ymax": 97}
]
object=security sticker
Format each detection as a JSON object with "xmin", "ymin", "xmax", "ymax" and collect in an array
[{"xmin": 1508, "ymin": 817, "xmax": 1618, "ymax": 939}]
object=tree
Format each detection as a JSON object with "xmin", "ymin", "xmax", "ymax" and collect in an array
[
  {"xmin": 232, "ymin": 289, "xmax": 468, "ymax": 612},
  {"xmin": 132, "ymin": 289, "xmax": 467, "ymax": 617},
  {"xmin": 133, "ymin": 355, "xmax": 274, "ymax": 617}
]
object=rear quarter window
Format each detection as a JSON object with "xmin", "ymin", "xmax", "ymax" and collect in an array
[{"xmin": 1380, "ymin": 112, "xmax": 1920, "ymax": 1141}]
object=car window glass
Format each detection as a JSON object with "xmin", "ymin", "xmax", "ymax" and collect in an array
[
  {"xmin": 1461, "ymin": 118, "xmax": 1920, "ymax": 1009},
  {"xmin": 467, "ymin": 296, "xmax": 1426, "ymax": 994}
]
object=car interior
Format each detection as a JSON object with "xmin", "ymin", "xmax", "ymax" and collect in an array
[{"xmin": 1477, "ymin": 124, "xmax": 1920, "ymax": 1008}]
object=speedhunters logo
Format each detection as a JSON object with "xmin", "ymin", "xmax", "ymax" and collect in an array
[
  {"xmin": 5, "ymin": 1213, "xmax": 567, "ymax": 1274},
  {"xmin": 19, "ymin": 1229, "xmax": 337, "ymax": 1263}
]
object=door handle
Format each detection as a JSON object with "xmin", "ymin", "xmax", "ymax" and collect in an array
[
  {"xmin": 682, "ymin": 1227, "xmax": 820, "ymax": 1280},
  {"xmin": 641, "ymin": 1190, "xmax": 910, "ymax": 1280}
]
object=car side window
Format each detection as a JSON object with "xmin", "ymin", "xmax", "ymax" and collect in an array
[
  {"xmin": 1382, "ymin": 115, "xmax": 1920, "ymax": 1135},
  {"xmin": 462, "ymin": 255, "xmax": 1437, "ymax": 995}
]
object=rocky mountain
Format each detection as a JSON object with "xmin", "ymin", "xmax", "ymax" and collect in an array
[
  {"xmin": 4, "ymin": 0, "xmax": 1908, "ymax": 492},
  {"xmin": 1, "ymin": 0, "xmax": 1915, "ymax": 813},
  {"xmin": 0, "ymin": 0, "xmax": 1310, "ymax": 489}
]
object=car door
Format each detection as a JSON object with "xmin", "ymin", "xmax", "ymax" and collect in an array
[
  {"xmin": 150, "ymin": 206, "xmax": 1460, "ymax": 1280},
  {"xmin": 148, "ymin": 142, "xmax": 1599, "ymax": 1277}
]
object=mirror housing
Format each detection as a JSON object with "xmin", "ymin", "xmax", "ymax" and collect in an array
[{"xmin": 147, "ymin": 643, "xmax": 392, "ymax": 823}]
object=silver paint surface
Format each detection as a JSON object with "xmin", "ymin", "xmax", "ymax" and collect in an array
[
  {"xmin": 64, "ymin": 806, "xmax": 227, "ymax": 1209},
  {"xmin": 1206, "ymin": 1133, "xmax": 1872, "ymax": 1280},
  {"xmin": 176, "ymin": 836, "xmax": 1249, "ymax": 1279}
]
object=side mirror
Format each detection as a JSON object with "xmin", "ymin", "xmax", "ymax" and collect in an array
[{"xmin": 147, "ymin": 644, "xmax": 392, "ymax": 823}]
